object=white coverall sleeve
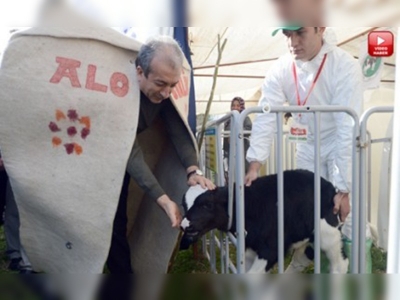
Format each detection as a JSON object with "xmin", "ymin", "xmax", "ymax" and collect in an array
[
  {"xmin": 331, "ymin": 58, "xmax": 363, "ymax": 192},
  {"xmin": 246, "ymin": 61, "xmax": 286, "ymax": 163}
]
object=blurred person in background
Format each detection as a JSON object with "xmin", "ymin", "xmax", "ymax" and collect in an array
[{"xmin": 223, "ymin": 97, "xmax": 252, "ymax": 180}]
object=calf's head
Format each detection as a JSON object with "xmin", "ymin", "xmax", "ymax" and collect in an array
[{"xmin": 180, "ymin": 186, "xmax": 229, "ymax": 247}]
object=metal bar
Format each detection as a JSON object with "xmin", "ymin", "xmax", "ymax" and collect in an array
[
  {"xmin": 219, "ymin": 231, "xmax": 225, "ymax": 274},
  {"xmin": 194, "ymin": 57, "xmax": 280, "ymax": 70},
  {"xmin": 225, "ymin": 235, "xmax": 230, "ymax": 273},
  {"xmin": 265, "ymin": 105, "xmax": 359, "ymax": 116},
  {"xmin": 210, "ymin": 231, "xmax": 216, "ymax": 273},
  {"xmin": 359, "ymin": 132, "xmax": 368, "ymax": 274},
  {"xmin": 371, "ymin": 137, "xmax": 393, "ymax": 144},
  {"xmin": 200, "ymin": 111, "xmax": 235, "ymax": 130},
  {"xmin": 367, "ymin": 132, "xmax": 372, "ymax": 223},
  {"xmin": 351, "ymin": 115, "xmax": 360, "ymax": 274},
  {"xmin": 195, "ymin": 74, "xmax": 268, "ymax": 79},
  {"xmin": 227, "ymin": 232, "xmax": 238, "ymax": 247},
  {"xmin": 314, "ymin": 112, "xmax": 322, "ymax": 273},
  {"xmin": 337, "ymin": 27, "xmax": 380, "ymax": 47},
  {"xmin": 387, "ymin": 27, "xmax": 400, "ymax": 277},
  {"xmin": 195, "ymin": 74, "xmax": 396, "ymax": 83},
  {"xmin": 359, "ymin": 106, "xmax": 394, "ymax": 273},
  {"xmin": 202, "ymin": 234, "xmax": 207, "ymax": 257},
  {"xmin": 285, "ymin": 134, "xmax": 289, "ymax": 170},
  {"xmin": 216, "ymin": 124, "xmax": 225, "ymax": 187},
  {"xmin": 276, "ymin": 113, "xmax": 285, "ymax": 274},
  {"xmin": 228, "ymin": 113, "xmax": 239, "ymax": 230},
  {"xmin": 229, "ymin": 261, "xmax": 238, "ymax": 273},
  {"xmin": 234, "ymin": 110, "xmax": 247, "ymax": 273},
  {"xmin": 291, "ymin": 142, "xmax": 296, "ymax": 169}
]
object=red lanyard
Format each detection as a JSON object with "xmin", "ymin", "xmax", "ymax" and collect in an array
[{"xmin": 292, "ymin": 54, "xmax": 327, "ymax": 107}]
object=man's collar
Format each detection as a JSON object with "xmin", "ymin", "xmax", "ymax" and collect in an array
[{"xmin": 294, "ymin": 39, "xmax": 334, "ymax": 70}]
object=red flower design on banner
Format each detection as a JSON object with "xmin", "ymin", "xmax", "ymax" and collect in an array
[{"xmin": 48, "ymin": 109, "xmax": 91, "ymax": 155}]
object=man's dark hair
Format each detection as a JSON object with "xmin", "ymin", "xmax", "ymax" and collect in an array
[{"xmin": 135, "ymin": 36, "xmax": 184, "ymax": 77}]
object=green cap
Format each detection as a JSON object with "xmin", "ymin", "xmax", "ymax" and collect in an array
[{"xmin": 272, "ymin": 27, "xmax": 302, "ymax": 36}]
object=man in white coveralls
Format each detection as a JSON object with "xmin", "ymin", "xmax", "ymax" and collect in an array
[{"xmin": 245, "ymin": 27, "xmax": 372, "ymax": 272}]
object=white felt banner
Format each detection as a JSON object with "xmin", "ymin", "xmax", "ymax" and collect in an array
[{"xmin": 0, "ymin": 24, "xmax": 141, "ymax": 273}]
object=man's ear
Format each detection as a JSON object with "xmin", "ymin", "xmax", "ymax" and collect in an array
[
  {"xmin": 136, "ymin": 66, "xmax": 143, "ymax": 77},
  {"xmin": 319, "ymin": 27, "xmax": 326, "ymax": 35}
]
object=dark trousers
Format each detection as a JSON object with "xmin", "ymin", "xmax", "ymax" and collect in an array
[
  {"xmin": 106, "ymin": 173, "xmax": 133, "ymax": 274},
  {"xmin": 0, "ymin": 170, "xmax": 8, "ymax": 226},
  {"xmin": 100, "ymin": 173, "xmax": 135, "ymax": 300}
]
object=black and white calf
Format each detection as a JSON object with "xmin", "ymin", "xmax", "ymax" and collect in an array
[{"xmin": 180, "ymin": 169, "xmax": 349, "ymax": 274}]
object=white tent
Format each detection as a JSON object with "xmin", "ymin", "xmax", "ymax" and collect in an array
[{"xmin": 191, "ymin": 27, "xmax": 397, "ymax": 114}]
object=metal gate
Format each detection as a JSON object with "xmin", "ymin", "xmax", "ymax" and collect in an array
[{"xmin": 198, "ymin": 104, "xmax": 393, "ymax": 274}]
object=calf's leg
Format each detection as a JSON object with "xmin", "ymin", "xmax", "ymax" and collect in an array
[
  {"xmin": 246, "ymin": 256, "xmax": 268, "ymax": 274},
  {"xmin": 285, "ymin": 243, "xmax": 313, "ymax": 273},
  {"xmin": 320, "ymin": 219, "xmax": 349, "ymax": 274},
  {"xmin": 245, "ymin": 249, "xmax": 258, "ymax": 273}
]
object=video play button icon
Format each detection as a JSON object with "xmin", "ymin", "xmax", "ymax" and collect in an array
[{"xmin": 368, "ymin": 31, "xmax": 394, "ymax": 57}]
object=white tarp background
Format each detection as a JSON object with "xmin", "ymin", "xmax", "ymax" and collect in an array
[
  {"xmin": 191, "ymin": 27, "xmax": 397, "ymax": 114},
  {"xmin": 0, "ymin": 3, "xmax": 142, "ymax": 274}
]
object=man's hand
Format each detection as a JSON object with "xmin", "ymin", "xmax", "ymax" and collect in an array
[
  {"xmin": 333, "ymin": 192, "xmax": 350, "ymax": 222},
  {"xmin": 0, "ymin": 158, "xmax": 4, "ymax": 172},
  {"xmin": 186, "ymin": 166, "xmax": 216, "ymax": 190},
  {"xmin": 245, "ymin": 161, "xmax": 262, "ymax": 187},
  {"xmin": 157, "ymin": 195, "xmax": 182, "ymax": 228},
  {"xmin": 187, "ymin": 174, "xmax": 215, "ymax": 190}
]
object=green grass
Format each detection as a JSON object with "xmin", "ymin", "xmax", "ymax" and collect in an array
[
  {"xmin": 1, "ymin": 226, "xmax": 387, "ymax": 275},
  {"xmin": 169, "ymin": 243, "xmax": 211, "ymax": 274},
  {"xmin": 171, "ymin": 237, "xmax": 388, "ymax": 274},
  {"xmin": 0, "ymin": 225, "xmax": 14, "ymax": 274}
]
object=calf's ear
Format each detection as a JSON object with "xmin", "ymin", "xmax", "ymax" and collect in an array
[{"xmin": 210, "ymin": 187, "xmax": 228, "ymax": 204}]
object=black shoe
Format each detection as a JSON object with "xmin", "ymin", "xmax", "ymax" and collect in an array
[{"xmin": 8, "ymin": 258, "xmax": 22, "ymax": 271}]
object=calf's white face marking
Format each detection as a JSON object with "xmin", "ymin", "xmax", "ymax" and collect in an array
[
  {"xmin": 181, "ymin": 185, "xmax": 208, "ymax": 229},
  {"xmin": 184, "ymin": 185, "xmax": 208, "ymax": 210},
  {"xmin": 181, "ymin": 218, "xmax": 191, "ymax": 230}
]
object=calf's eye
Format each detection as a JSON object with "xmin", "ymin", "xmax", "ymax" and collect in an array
[{"xmin": 202, "ymin": 203, "xmax": 213, "ymax": 210}]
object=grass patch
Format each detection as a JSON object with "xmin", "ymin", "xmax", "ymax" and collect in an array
[
  {"xmin": 0, "ymin": 225, "xmax": 14, "ymax": 274},
  {"xmin": 170, "ymin": 236, "xmax": 388, "ymax": 274},
  {"xmin": 169, "ymin": 241, "xmax": 211, "ymax": 274},
  {"xmin": 1, "ymin": 225, "xmax": 388, "ymax": 275}
]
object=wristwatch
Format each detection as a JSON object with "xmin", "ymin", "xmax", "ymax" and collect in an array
[{"xmin": 187, "ymin": 169, "xmax": 204, "ymax": 180}]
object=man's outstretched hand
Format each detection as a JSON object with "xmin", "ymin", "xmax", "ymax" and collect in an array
[{"xmin": 157, "ymin": 195, "xmax": 182, "ymax": 228}]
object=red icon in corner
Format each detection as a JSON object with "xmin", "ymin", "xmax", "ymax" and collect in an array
[{"xmin": 368, "ymin": 31, "xmax": 394, "ymax": 57}]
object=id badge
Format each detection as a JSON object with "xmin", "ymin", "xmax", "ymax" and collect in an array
[{"xmin": 288, "ymin": 121, "xmax": 308, "ymax": 143}]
